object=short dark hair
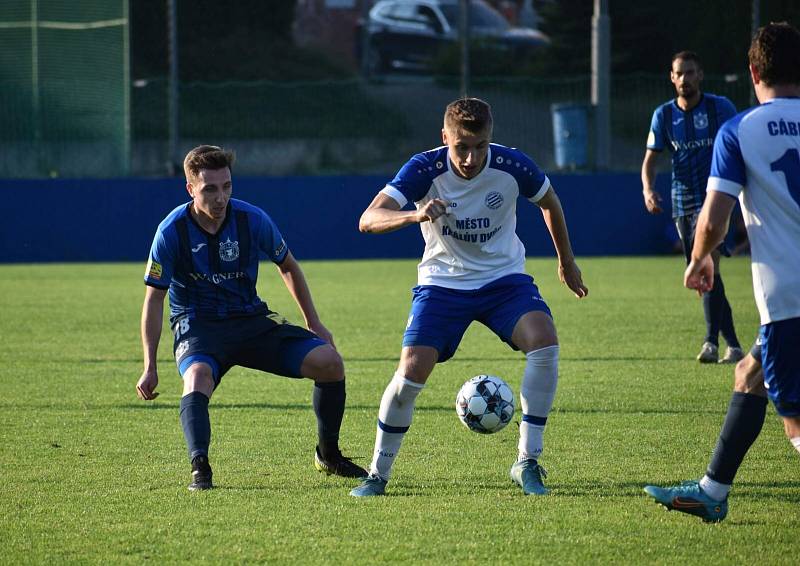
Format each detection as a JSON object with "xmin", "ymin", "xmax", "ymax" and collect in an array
[
  {"xmin": 671, "ymin": 50, "xmax": 702, "ymax": 69},
  {"xmin": 183, "ymin": 145, "xmax": 235, "ymax": 182},
  {"xmin": 444, "ymin": 98, "xmax": 493, "ymax": 134},
  {"xmin": 748, "ymin": 22, "xmax": 800, "ymax": 87}
]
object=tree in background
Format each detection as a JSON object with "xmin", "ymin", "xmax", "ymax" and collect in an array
[{"xmin": 531, "ymin": 0, "xmax": 800, "ymax": 76}]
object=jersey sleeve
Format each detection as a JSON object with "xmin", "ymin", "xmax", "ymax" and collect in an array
[
  {"xmin": 256, "ymin": 210, "xmax": 289, "ymax": 264},
  {"xmin": 382, "ymin": 154, "xmax": 435, "ymax": 207},
  {"xmin": 707, "ymin": 117, "xmax": 746, "ymax": 198},
  {"xmin": 646, "ymin": 107, "xmax": 665, "ymax": 151},
  {"xmin": 513, "ymin": 150, "xmax": 551, "ymax": 202},
  {"xmin": 144, "ymin": 228, "xmax": 175, "ymax": 289}
]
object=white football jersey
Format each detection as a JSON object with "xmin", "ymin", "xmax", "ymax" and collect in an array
[
  {"xmin": 381, "ymin": 144, "xmax": 550, "ymax": 289},
  {"xmin": 707, "ymin": 98, "xmax": 800, "ymax": 324}
]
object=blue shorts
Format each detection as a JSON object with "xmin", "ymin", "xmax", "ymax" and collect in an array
[
  {"xmin": 172, "ymin": 311, "xmax": 327, "ymax": 387},
  {"xmin": 675, "ymin": 212, "xmax": 730, "ymax": 264},
  {"xmin": 402, "ymin": 273, "xmax": 552, "ymax": 363},
  {"xmin": 760, "ymin": 317, "xmax": 800, "ymax": 417}
]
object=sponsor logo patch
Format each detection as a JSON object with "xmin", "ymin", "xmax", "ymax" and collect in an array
[
  {"xmin": 274, "ymin": 239, "xmax": 287, "ymax": 258},
  {"xmin": 147, "ymin": 259, "xmax": 162, "ymax": 280},
  {"xmin": 175, "ymin": 340, "xmax": 189, "ymax": 359}
]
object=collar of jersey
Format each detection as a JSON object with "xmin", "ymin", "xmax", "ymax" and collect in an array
[
  {"xmin": 185, "ymin": 201, "xmax": 232, "ymax": 238},
  {"xmin": 446, "ymin": 146, "xmax": 492, "ymax": 184},
  {"xmin": 673, "ymin": 92, "xmax": 705, "ymax": 114}
]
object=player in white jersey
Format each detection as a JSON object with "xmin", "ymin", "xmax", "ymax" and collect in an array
[
  {"xmin": 645, "ymin": 22, "xmax": 800, "ymax": 523},
  {"xmin": 350, "ymin": 98, "xmax": 588, "ymax": 497}
]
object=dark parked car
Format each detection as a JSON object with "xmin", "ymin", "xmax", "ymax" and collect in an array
[{"xmin": 361, "ymin": 0, "xmax": 549, "ymax": 73}]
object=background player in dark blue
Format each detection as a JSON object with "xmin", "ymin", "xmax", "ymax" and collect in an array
[
  {"xmin": 136, "ymin": 145, "xmax": 366, "ymax": 490},
  {"xmin": 641, "ymin": 51, "xmax": 743, "ymax": 364}
]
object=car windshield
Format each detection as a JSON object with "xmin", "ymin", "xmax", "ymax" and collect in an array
[{"xmin": 439, "ymin": 2, "xmax": 510, "ymax": 31}]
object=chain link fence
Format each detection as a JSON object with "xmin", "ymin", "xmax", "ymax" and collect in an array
[
  {"xmin": 3, "ymin": 64, "xmax": 753, "ymax": 177},
  {"xmin": 0, "ymin": 0, "xmax": 129, "ymax": 178}
]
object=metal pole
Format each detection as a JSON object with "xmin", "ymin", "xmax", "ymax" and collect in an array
[
  {"xmin": 591, "ymin": 0, "xmax": 610, "ymax": 169},
  {"xmin": 360, "ymin": 0, "xmax": 372, "ymax": 77},
  {"xmin": 31, "ymin": 0, "xmax": 42, "ymax": 174},
  {"xmin": 459, "ymin": 0, "xmax": 470, "ymax": 97},
  {"xmin": 750, "ymin": 0, "xmax": 760, "ymax": 106},
  {"xmin": 167, "ymin": 0, "xmax": 179, "ymax": 175},
  {"xmin": 122, "ymin": 0, "xmax": 130, "ymax": 175}
]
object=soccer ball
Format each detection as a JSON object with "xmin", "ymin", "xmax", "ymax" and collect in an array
[{"xmin": 455, "ymin": 375, "xmax": 515, "ymax": 434}]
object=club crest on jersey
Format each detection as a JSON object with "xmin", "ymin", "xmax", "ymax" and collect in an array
[
  {"xmin": 693, "ymin": 112, "xmax": 708, "ymax": 129},
  {"xmin": 219, "ymin": 238, "xmax": 239, "ymax": 262},
  {"xmin": 485, "ymin": 191, "xmax": 503, "ymax": 210}
]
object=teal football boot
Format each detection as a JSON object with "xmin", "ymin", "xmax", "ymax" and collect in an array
[
  {"xmin": 644, "ymin": 480, "xmax": 728, "ymax": 523},
  {"xmin": 349, "ymin": 474, "xmax": 388, "ymax": 497},
  {"xmin": 510, "ymin": 459, "xmax": 549, "ymax": 495}
]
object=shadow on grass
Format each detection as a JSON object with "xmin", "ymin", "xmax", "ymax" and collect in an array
[
  {"xmin": 116, "ymin": 402, "xmax": 725, "ymax": 416},
  {"xmin": 72, "ymin": 355, "xmax": 689, "ymax": 364}
]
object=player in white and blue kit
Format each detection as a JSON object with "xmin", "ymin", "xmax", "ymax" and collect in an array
[
  {"xmin": 136, "ymin": 145, "xmax": 366, "ymax": 490},
  {"xmin": 645, "ymin": 23, "xmax": 800, "ymax": 522},
  {"xmin": 350, "ymin": 98, "xmax": 588, "ymax": 497},
  {"xmin": 642, "ymin": 51, "xmax": 744, "ymax": 364}
]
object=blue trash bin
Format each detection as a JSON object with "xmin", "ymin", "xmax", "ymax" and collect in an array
[{"xmin": 551, "ymin": 103, "xmax": 589, "ymax": 169}]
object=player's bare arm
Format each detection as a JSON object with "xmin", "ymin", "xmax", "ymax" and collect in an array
[
  {"xmin": 276, "ymin": 251, "xmax": 335, "ymax": 347},
  {"xmin": 641, "ymin": 149, "xmax": 664, "ymax": 214},
  {"xmin": 536, "ymin": 187, "xmax": 588, "ymax": 298},
  {"xmin": 359, "ymin": 192, "xmax": 448, "ymax": 234},
  {"xmin": 684, "ymin": 191, "xmax": 737, "ymax": 295},
  {"xmin": 137, "ymin": 285, "xmax": 167, "ymax": 400}
]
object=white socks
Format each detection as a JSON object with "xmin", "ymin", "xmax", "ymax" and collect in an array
[
  {"xmin": 518, "ymin": 345, "xmax": 559, "ymax": 461},
  {"xmin": 700, "ymin": 475, "xmax": 731, "ymax": 501},
  {"xmin": 792, "ymin": 437, "xmax": 800, "ymax": 455},
  {"xmin": 370, "ymin": 373, "xmax": 424, "ymax": 480}
]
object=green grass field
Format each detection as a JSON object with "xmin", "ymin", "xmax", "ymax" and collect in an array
[{"xmin": 1, "ymin": 257, "xmax": 798, "ymax": 564}]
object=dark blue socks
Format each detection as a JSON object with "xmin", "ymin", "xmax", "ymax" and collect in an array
[
  {"xmin": 706, "ymin": 392, "xmax": 768, "ymax": 485},
  {"xmin": 180, "ymin": 391, "xmax": 211, "ymax": 460},
  {"xmin": 313, "ymin": 379, "xmax": 346, "ymax": 459},
  {"xmin": 703, "ymin": 274, "xmax": 740, "ymax": 348}
]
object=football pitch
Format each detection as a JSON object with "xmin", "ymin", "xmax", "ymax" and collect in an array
[{"xmin": 1, "ymin": 257, "xmax": 798, "ymax": 564}]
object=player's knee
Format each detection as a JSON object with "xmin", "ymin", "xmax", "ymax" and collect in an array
[
  {"xmin": 307, "ymin": 345, "xmax": 344, "ymax": 382},
  {"xmin": 783, "ymin": 416, "xmax": 800, "ymax": 440},
  {"xmin": 519, "ymin": 331, "xmax": 558, "ymax": 354},
  {"xmin": 512, "ymin": 311, "xmax": 558, "ymax": 353},
  {"xmin": 182, "ymin": 363, "xmax": 215, "ymax": 396},
  {"xmin": 732, "ymin": 355, "xmax": 766, "ymax": 396}
]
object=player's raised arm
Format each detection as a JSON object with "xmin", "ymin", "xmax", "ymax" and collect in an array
[
  {"xmin": 359, "ymin": 192, "xmax": 448, "ymax": 234},
  {"xmin": 137, "ymin": 285, "xmax": 167, "ymax": 400},
  {"xmin": 535, "ymin": 186, "xmax": 588, "ymax": 298}
]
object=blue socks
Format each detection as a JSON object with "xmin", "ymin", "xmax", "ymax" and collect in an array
[
  {"xmin": 180, "ymin": 391, "xmax": 211, "ymax": 460},
  {"xmin": 706, "ymin": 392, "xmax": 767, "ymax": 485},
  {"xmin": 703, "ymin": 274, "xmax": 740, "ymax": 348},
  {"xmin": 313, "ymin": 379, "xmax": 346, "ymax": 459}
]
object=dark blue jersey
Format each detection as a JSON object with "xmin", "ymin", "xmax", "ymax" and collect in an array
[
  {"xmin": 144, "ymin": 198, "xmax": 288, "ymax": 323},
  {"xmin": 647, "ymin": 93, "xmax": 736, "ymax": 217}
]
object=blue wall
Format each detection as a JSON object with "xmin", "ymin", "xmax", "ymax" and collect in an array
[{"xmin": 0, "ymin": 174, "xmax": 673, "ymax": 263}]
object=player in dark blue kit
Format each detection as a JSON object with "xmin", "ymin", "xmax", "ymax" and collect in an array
[
  {"xmin": 641, "ymin": 51, "xmax": 744, "ymax": 364},
  {"xmin": 136, "ymin": 145, "xmax": 366, "ymax": 490}
]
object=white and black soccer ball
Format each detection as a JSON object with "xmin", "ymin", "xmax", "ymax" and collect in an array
[{"xmin": 455, "ymin": 375, "xmax": 515, "ymax": 434}]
